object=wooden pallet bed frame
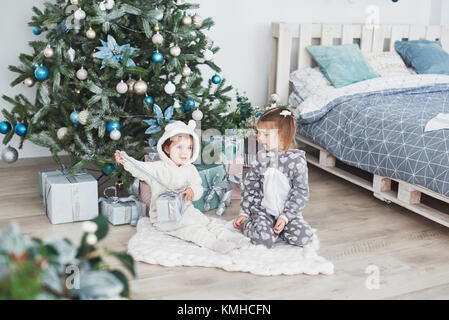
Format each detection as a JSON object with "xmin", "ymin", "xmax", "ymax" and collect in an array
[{"xmin": 269, "ymin": 22, "xmax": 449, "ymax": 228}]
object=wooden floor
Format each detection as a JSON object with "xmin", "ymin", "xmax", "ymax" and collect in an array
[{"xmin": 1, "ymin": 156, "xmax": 449, "ymax": 300}]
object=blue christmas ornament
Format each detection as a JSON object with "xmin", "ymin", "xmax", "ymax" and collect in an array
[
  {"xmin": 70, "ymin": 111, "xmax": 80, "ymax": 125},
  {"xmin": 211, "ymin": 74, "xmax": 222, "ymax": 84},
  {"xmin": 0, "ymin": 121, "xmax": 12, "ymax": 134},
  {"xmin": 34, "ymin": 65, "xmax": 49, "ymax": 81},
  {"xmin": 14, "ymin": 123, "xmax": 27, "ymax": 136},
  {"xmin": 181, "ymin": 102, "xmax": 191, "ymax": 112},
  {"xmin": 186, "ymin": 98, "xmax": 196, "ymax": 108},
  {"xmin": 152, "ymin": 51, "xmax": 163, "ymax": 63},
  {"xmin": 144, "ymin": 96, "xmax": 154, "ymax": 106},
  {"xmin": 106, "ymin": 121, "xmax": 120, "ymax": 132},
  {"xmin": 102, "ymin": 163, "xmax": 115, "ymax": 176},
  {"xmin": 32, "ymin": 26, "xmax": 41, "ymax": 35}
]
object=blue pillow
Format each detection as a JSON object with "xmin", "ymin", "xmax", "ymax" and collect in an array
[
  {"xmin": 394, "ymin": 40, "xmax": 449, "ymax": 75},
  {"xmin": 306, "ymin": 44, "xmax": 379, "ymax": 88}
]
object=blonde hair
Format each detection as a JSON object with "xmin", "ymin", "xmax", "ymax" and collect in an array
[{"xmin": 257, "ymin": 107, "xmax": 297, "ymax": 151}]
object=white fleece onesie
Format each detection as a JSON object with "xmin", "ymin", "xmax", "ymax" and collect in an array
[{"xmin": 122, "ymin": 120, "xmax": 248, "ymax": 253}]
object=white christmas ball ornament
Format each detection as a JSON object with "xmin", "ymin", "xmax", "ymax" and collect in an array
[
  {"xmin": 1, "ymin": 146, "xmax": 18, "ymax": 164},
  {"xmin": 70, "ymin": 0, "xmax": 79, "ymax": 5},
  {"xmin": 116, "ymin": 80, "xmax": 128, "ymax": 94},
  {"xmin": 181, "ymin": 15, "xmax": 192, "ymax": 25},
  {"xmin": 74, "ymin": 8, "xmax": 86, "ymax": 20},
  {"xmin": 169, "ymin": 45, "xmax": 181, "ymax": 57},
  {"xmin": 110, "ymin": 129, "xmax": 121, "ymax": 141},
  {"xmin": 23, "ymin": 77, "xmax": 35, "ymax": 87},
  {"xmin": 44, "ymin": 46, "xmax": 55, "ymax": 58},
  {"xmin": 192, "ymin": 109, "xmax": 203, "ymax": 121},
  {"xmin": 192, "ymin": 13, "xmax": 203, "ymax": 28},
  {"xmin": 76, "ymin": 67, "xmax": 88, "ymax": 81},
  {"xmin": 203, "ymin": 49, "xmax": 214, "ymax": 61},
  {"xmin": 57, "ymin": 127, "xmax": 68, "ymax": 140},
  {"xmin": 133, "ymin": 79, "xmax": 148, "ymax": 95},
  {"xmin": 78, "ymin": 110, "xmax": 89, "ymax": 125},
  {"xmin": 152, "ymin": 32, "xmax": 164, "ymax": 45},
  {"xmin": 164, "ymin": 81, "xmax": 176, "ymax": 95},
  {"xmin": 182, "ymin": 65, "xmax": 191, "ymax": 77}
]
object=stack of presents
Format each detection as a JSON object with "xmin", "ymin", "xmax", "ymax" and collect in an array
[{"xmin": 37, "ymin": 132, "xmax": 245, "ymax": 226}]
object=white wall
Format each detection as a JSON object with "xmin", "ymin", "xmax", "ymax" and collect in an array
[{"xmin": 0, "ymin": 0, "xmax": 439, "ymax": 159}]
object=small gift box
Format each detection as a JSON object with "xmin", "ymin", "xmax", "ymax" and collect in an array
[
  {"xmin": 42, "ymin": 168, "xmax": 98, "ymax": 224},
  {"xmin": 156, "ymin": 191, "xmax": 185, "ymax": 222},
  {"xmin": 99, "ymin": 186, "xmax": 146, "ymax": 226},
  {"xmin": 193, "ymin": 164, "xmax": 233, "ymax": 215}
]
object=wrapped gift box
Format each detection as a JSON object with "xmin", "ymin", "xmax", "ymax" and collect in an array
[
  {"xmin": 202, "ymin": 133, "xmax": 244, "ymax": 200},
  {"xmin": 192, "ymin": 164, "xmax": 233, "ymax": 215},
  {"xmin": 156, "ymin": 191, "xmax": 185, "ymax": 222},
  {"xmin": 99, "ymin": 187, "xmax": 146, "ymax": 226},
  {"xmin": 39, "ymin": 168, "xmax": 88, "ymax": 197},
  {"xmin": 43, "ymin": 170, "xmax": 98, "ymax": 224}
]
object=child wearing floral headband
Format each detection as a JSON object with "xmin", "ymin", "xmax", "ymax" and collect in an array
[{"xmin": 233, "ymin": 107, "xmax": 314, "ymax": 248}]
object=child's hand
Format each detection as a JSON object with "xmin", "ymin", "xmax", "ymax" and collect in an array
[
  {"xmin": 114, "ymin": 150, "xmax": 127, "ymax": 165},
  {"xmin": 273, "ymin": 218, "xmax": 287, "ymax": 234},
  {"xmin": 233, "ymin": 215, "xmax": 248, "ymax": 229},
  {"xmin": 180, "ymin": 187, "xmax": 194, "ymax": 201}
]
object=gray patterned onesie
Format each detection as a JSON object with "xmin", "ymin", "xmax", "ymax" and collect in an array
[{"xmin": 240, "ymin": 149, "xmax": 314, "ymax": 248}]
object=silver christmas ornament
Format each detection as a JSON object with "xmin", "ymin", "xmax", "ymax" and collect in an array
[
  {"xmin": 164, "ymin": 81, "xmax": 176, "ymax": 95},
  {"xmin": 76, "ymin": 67, "xmax": 88, "ymax": 80},
  {"xmin": 192, "ymin": 109, "xmax": 203, "ymax": 121},
  {"xmin": 23, "ymin": 77, "xmax": 35, "ymax": 87},
  {"xmin": 78, "ymin": 110, "xmax": 89, "ymax": 125},
  {"xmin": 181, "ymin": 15, "xmax": 192, "ymax": 25},
  {"xmin": 110, "ymin": 129, "xmax": 121, "ymax": 141},
  {"xmin": 74, "ymin": 8, "xmax": 86, "ymax": 20},
  {"xmin": 57, "ymin": 127, "xmax": 68, "ymax": 140},
  {"xmin": 192, "ymin": 13, "xmax": 203, "ymax": 28},
  {"xmin": 182, "ymin": 65, "xmax": 191, "ymax": 77},
  {"xmin": 133, "ymin": 79, "xmax": 148, "ymax": 95},
  {"xmin": 44, "ymin": 46, "xmax": 55, "ymax": 58},
  {"xmin": 169, "ymin": 45, "xmax": 181, "ymax": 57},
  {"xmin": 1, "ymin": 146, "xmax": 18, "ymax": 164},
  {"xmin": 152, "ymin": 32, "xmax": 164, "ymax": 45},
  {"xmin": 86, "ymin": 27, "xmax": 96, "ymax": 39},
  {"xmin": 116, "ymin": 80, "xmax": 128, "ymax": 94}
]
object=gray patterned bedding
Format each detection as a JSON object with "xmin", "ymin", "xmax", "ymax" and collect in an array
[{"xmin": 294, "ymin": 77, "xmax": 449, "ymax": 196}]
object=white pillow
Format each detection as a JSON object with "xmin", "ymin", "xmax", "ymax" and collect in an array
[
  {"xmin": 289, "ymin": 67, "xmax": 332, "ymax": 101},
  {"xmin": 363, "ymin": 51, "xmax": 409, "ymax": 77}
]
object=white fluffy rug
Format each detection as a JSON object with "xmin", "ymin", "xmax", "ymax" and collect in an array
[{"xmin": 127, "ymin": 217, "xmax": 334, "ymax": 276}]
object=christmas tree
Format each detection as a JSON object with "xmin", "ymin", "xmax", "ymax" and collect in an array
[{"xmin": 0, "ymin": 0, "xmax": 238, "ymax": 186}]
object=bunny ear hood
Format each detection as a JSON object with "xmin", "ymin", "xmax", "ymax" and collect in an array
[{"xmin": 156, "ymin": 120, "xmax": 200, "ymax": 166}]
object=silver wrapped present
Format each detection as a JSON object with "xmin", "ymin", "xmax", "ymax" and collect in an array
[
  {"xmin": 98, "ymin": 186, "xmax": 146, "ymax": 226},
  {"xmin": 155, "ymin": 191, "xmax": 185, "ymax": 222},
  {"xmin": 43, "ymin": 167, "xmax": 98, "ymax": 224}
]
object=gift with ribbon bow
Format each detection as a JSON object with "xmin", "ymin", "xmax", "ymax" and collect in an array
[
  {"xmin": 138, "ymin": 153, "xmax": 160, "ymax": 217},
  {"xmin": 120, "ymin": 152, "xmax": 185, "ymax": 222},
  {"xmin": 42, "ymin": 165, "xmax": 98, "ymax": 224},
  {"xmin": 99, "ymin": 186, "xmax": 147, "ymax": 226},
  {"xmin": 193, "ymin": 164, "xmax": 233, "ymax": 216}
]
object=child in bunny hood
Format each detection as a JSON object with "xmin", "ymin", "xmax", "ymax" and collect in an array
[{"xmin": 115, "ymin": 120, "xmax": 249, "ymax": 254}]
